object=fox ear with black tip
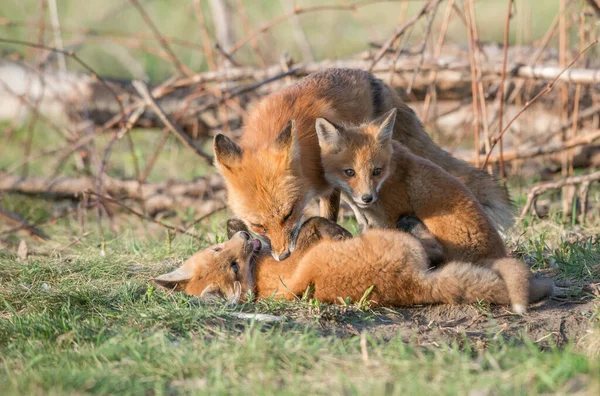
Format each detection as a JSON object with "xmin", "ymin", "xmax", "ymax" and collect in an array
[
  {"xmin": 372, "ymin": 108, "xmax": 397, "ymax": 146},
  {"xmin": 315, "ymin": 118, "xmax": 345, "ymax": 154},
  {"xmin": 213, "ymin": 134, "xmax": 243, "ymax": 172}
]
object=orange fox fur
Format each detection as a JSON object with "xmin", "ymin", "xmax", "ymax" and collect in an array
[
  {"xmin": 213, "ymin": 68, "xmax": 513, "ymax": 261},
  {"xmin": 316, "ymin": 108, "xmax": 507, "ymax": 263},
  {"xmin": 155, "ymin": 218, "xmax": 553, "ymax": 314}
]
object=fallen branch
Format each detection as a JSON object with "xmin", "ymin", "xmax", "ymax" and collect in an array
[
  {"xmin": 519, "ymin": 170, "xmax": 600, "ymax": 220},
  {"xmin": 132, "ymin": 80, "xmax": 214, "ymax": 164},
  {"xmin": 463, "ymin": 129, "xmax": 600, "ymax": 164},
  {"xmin": 0, "ymin": 173, "xmax": 225, "ymax": 215}
]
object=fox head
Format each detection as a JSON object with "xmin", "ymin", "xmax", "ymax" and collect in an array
[
  {"xmin": 213, "ymin": 120, "xmax": 310, "ymax": 261},
  {"xmin": 316, "ymin": 108, "xmax": 396, "ymax": 208},
  {"xmin": 153, "ymin": 231, "xmax": 262, "ymax": 302},
  {"xmin": 154, "ymin": 217, "xmax": 352, "ymax": 302}
]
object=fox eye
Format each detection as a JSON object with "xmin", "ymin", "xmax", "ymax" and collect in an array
[
  {"xmin": 373, "ymin": 168, "xmax": 382, "ymax": 176},
  {"xmin": 282, "ymin": 207, "xmax": 294, "ymax": 222},
  {"xmin": 231, "ymin": 260, "xmax": 239, "ymax": 273},
  {"xmin": 250, "ymin": 223, "xmax": 266, "ymax": 234},
  {"xmin": 344, "ymin": 169, "xmax": 355, "ymax": 177},
  {"xmin": 213, "ymin": 247, "xmax": 222, "ymax": 252}
]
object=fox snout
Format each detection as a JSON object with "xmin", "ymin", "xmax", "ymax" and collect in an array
[
  {"xmin": 269, "ymin": 223, "xmax": 302, "ymax": 261},
  {"xmin": 354, "ymin": 192, "xmax": 378, "ymax": 207},
  {"xmin": 273, "ymin": 250, "xmax": 291, "ymax": 261}
]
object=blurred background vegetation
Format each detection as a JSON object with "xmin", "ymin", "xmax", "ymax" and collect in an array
[{"xmin": 0, "ymin": 0, "xmax": 562, "ymax": 81}]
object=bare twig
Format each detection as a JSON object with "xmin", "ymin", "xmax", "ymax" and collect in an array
[
  {"xmin": 0, "ymin": 205, "xmax": 50, "ymax": 240},
  {"xmin": 520, "ymin": 170, "xmax": 600, "ymax": 220},
  {"xmin": 421, "ymin": 0, "xmax": 454, "ymax": 122},
  {"xmin": 282, "ymin": 0, "xmax": 315, "ymax": 62},
  {"xmin": 229, "ymin": 0, "xmax": 403, "ymax": 56},
  {"xmin": 189, "ymin": 205, "xmax": 228, "ymax": 227},
  {"xmin": 465, "ymin": 129, "xmax": 600, "ymax": 165},
  {"xmin": 496, "ymin": 0, "xmax": 514, "ymax": 180},
  {"xmin": 369, "ymin": 0, "xmax": 437, "ymax": 71},
  {"xmin": 482, "ymin": 40, "xmax": 599, "ymax": 168},
  {"xmin": 406, "ymin": 0, "xmax": 440, "ymax": 95},
  {"xmin": 55, "ymin": 232, "xmax": 92, "ymax": 253},
  {"xmin": 132, "ymin": 80, "xmax": 214, "ymax": 164},
  {"xmin": 86, "ymin": 190, "xmax": 202, "ymax": 241},
  {"xmin": 47, "ymin": 0, "xmax": 66, "ymax": 71},
  {"xmin": 464, "ymin": 0, "xmax": 480, "ymax": 167},
  {"xmin": 128, "ymin": 0, "xmax": 192, "ymax": 76},
  {"xmin": 192, "ymin": 0, "xmax": 216, "ymax": 70}
]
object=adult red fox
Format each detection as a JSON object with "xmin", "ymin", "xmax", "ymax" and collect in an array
[
  {"xmin": 155, "ymin": 218, "xmax": 552, "ymax": 314},
  {"xmin": 315, "ymin": 108, "xmax": 506, "ymax": 263},
  {"xmin": 213, "ymin": 69, "xmax": 512, "ymax": 261}
]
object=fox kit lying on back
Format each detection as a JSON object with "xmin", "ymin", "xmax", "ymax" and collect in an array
[
  {"xmin": 155, "ymin": 218, "xmax": 552, "ymax": 314},
  {"xmin": 213, "ymin": 68, "xmax": 512, "ymax": 261},
  {"xmin": 316, "ymin": 108, "xmax": 507, "ymax": 263}
]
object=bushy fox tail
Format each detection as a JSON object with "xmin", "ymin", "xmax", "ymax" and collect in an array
[
  {"xmin": 423, "ymin": 260, "xmax": 554, "ymax": 313},
  {"xmin": 423, "ymin": 262, "xmax": 512, "ymax": 307}
]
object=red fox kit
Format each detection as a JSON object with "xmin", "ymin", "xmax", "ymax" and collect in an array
[
  {"xmin": 316, "ymin": 108, "xmax": 507, "ymax": 263},
  {"xmin": 155, "ymin": 218, "xmax": 552, "ymax": 313},
  {"xmin": 213, "ymin": 69, "xmax": 513, "ymax": 261}
]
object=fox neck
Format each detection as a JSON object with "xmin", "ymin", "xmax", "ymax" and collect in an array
[{"xmin": 253, "ymin": 256, "xmax": 298, "ymax": 297}]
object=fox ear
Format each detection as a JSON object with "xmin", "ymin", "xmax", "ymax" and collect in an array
[
  {"xmin": 372, "ymin": 108, "xmax": 397, "ymax": 146},
  {"xmin": 214, "ymin": 134, "xmax": 243, "ymax": 171},
  {"xmin": 226, "ymin": 218, "xmax": 250, "ymax": 240},
  {"xmin": 315, "ymin": 118, "xmax": 344, "ymax": 153},
  {"xmin": 154, "ymin": 266, "xmax": 193, "ymax": 291},
  {"xmin": 275, "ymin": 120, "xmax": 301, "ymax": 166},
  {"xmin": 200, "ymin": 284, "xmax": 223, "ymax": 301}
]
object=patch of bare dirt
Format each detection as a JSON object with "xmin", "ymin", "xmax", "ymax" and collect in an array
[{"xmin": 299, "ymin": 297, "xmax": 598, "ymax": 349}]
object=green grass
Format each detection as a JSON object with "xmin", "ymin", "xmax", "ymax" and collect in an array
[
  {"xmin": 1, "ymin": 1, "xmax": 599, "ymax": 393},
  {"xmin": 1, "ymin": 208, "xmax": 599, "ymax": 394}
]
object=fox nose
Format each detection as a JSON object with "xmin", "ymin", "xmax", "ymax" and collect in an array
[
  {"xmin": 361, "ymin": 194, "xmax": 373, "ymax": 204},
  {"xmin": 278, "ymin": 250, "xmax": 291, "ymax": 261},
  {"xmin": 239, "ymin": 231, "xmax": 250, "ymax": 240}
]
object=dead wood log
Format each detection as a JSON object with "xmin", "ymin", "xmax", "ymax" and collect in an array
[
  {"xmin": 1, "ymin": 43, "xmax": 597, "ymax": 134},
  {"xmin": 458, "ymin": 129, "xmax": 600, "ymax": 165},
  {"xmin": 0, "ymin": 173, "xmax": 226, "ymax": 215},
  {"xmin": 519, "ymin": 170, "xmax": 600, "ymax": 221}
]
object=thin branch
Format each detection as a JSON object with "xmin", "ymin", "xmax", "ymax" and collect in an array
[
  {"xmin": 86, "ymin": 190, "xmax": 202, "ymax": 241},
  {"xmin": 369, "ymin": 0, "xmax": 437, "ymax": 71},
  {"xmin": 482, "ymin": 40, "xmax": 599, "ymax": 168},
  {"xmin": 132, "ymin": 80, "xmax": 214, "ymax": 164},
  {"xmin": 229, "ymin": 0, "xmax": 404, "ymax": 56},
  {"xmin": 128, "ymin": 0, "xmax": 192, "ymax": 76},
  {"xmin": 0, "ymin": 205, "xmax": 50, "ymax": 240},
  {"xmin": 519, "ymin": 170, "xmax": 600, "ymax": 220},
  {"xmin": 496, "ymin": 0, "xmax": 514, "ymax": 180},
  {"xmin": 406, "ymin": 0, "xmax": 440, "ymax": 94}
]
